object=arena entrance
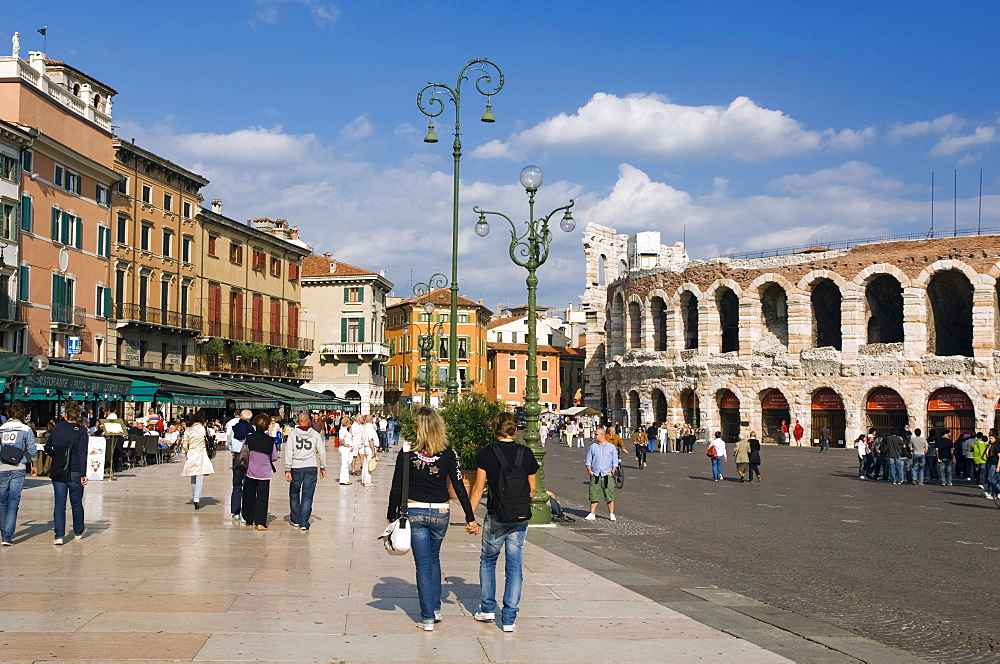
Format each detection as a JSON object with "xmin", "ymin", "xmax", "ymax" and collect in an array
[
  {"xmin": 718, "ymin": 390, "xmax": 741, "ymax": 443},
  {"xmin": 811, "ymin": 388, "xmax": 846, "ymax": 447},
  {"xmin": 761, "ymin": 389, "xmax": 790, "ymax": 445},
  {"xmin": 926, "ymin": 387, "xmax": 976, "ymax": 441},
  {"xmin": 681, "ymin": 389, "xmax": 700, "ymax": 428},
  {"xmin": 865, "ymin": 388, "xmax": 909, "ymax": 436}
]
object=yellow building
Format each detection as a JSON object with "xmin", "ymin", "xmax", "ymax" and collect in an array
[
  {"xmin": 384, "ymin": 288, "xmax": 491, "ymax": 411},
  {"xmin": 195, "ymin": 206, "xmax": 314, "ymax": 383},
  {"xmin": 110, "ymin": 139, "xmax": 209, "ymax": 370}
]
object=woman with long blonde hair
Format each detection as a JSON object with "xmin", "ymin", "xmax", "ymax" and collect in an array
[{"xmin": 386, "ymin": 406, "xmax": 478, "ymax": 631}]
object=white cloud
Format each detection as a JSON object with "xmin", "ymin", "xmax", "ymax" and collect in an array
[
  {"xmin": 887, "ymin": 114, "xmax": 966, "ymax": 143},
  {"xmin": 471, "ymin": 92, "xmax": 866, "ymax": 162},
  {"xmin": 929, "ymin": 125, "xmax": 998, "ymax": 156},
  {"xmin": 339, "ymin": 115, "xmax": 373, "ymax": 142},
  {"xmin": 250, "ymin": 0, "xmax": 340, "ymax": 28}
]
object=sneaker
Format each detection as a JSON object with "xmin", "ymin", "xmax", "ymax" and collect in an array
[
  {"xmin": 474, "ymin": 612, "xmax": 495, "ymax": 622},
  {"xmin": 859, "ymin": 476, "xmax": 866, "ymax": 480},
  {"xmin": 434, "ymin": 611, "xmax": 442, "ymax": 623},
  {"xmin": 609, "ymin": 513, "xmax": 617, "ymax": 521},
  {"xmin": 584, "ymin": 513, "xmax": 596, "ymax": 521},
  {"xmin": 502, "ymin": 624, "xmax": 516, "ymax": 632},
  {"xmin": 417, "ymin": 619, "xmax": 435, "ymax": 631},
  {"xmin": 290, "ymin": 522, "xmax": 300, "ymax": 528},
  {"xmin": 53, "ymin": 538, "xmax": 64, "ymax": 546},
  {"xmin": 299, "ymin": 525, "xmax": 309, "ymax": 531},
  {"xmin": 75, "ymin": 528, "xmax": 87, "ymax": 540},
  {"xmin": 1, "ymin": 541, "xmax": 12, "ymax": 546}
]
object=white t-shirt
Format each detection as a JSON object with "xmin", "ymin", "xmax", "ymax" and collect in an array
[{"xmin": 361, "ymin": 423, "xmax": 378, "ymax": 455}]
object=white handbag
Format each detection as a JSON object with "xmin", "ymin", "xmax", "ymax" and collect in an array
[{"xmin": 379, "ymin": 450, "xmax": 411, "ymax": 556}]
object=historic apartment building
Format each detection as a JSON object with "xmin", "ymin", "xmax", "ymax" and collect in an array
[
  {"xmin": 196, "ymin": 207, "xmax": 314, "ymax": 384},
  {"xmin": 487, "ymin": 342, "xmax": 562, "ymax": 410},
  {"xmin": 584, "ymin": 222, "xmax": 1000, "ymax": 445},
  {"xmin": 110, "ymin": 139, "xmax": 209, "ymax": 371},
  {"xmin": 0, "ymin": 120, "xmax": 33, "ymax": 353},
  {"xmin": 0, "ymin": 51, "xmax": 119, "ymax": 362},
  {"xmin": 300, "ymin": 253, "xmax": 393, "ymax": 414},
  {"xmin": 384, "ymin": 288, "xmax": 491, "ymax": 412}
]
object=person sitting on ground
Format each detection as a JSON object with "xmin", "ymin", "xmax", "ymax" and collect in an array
[{"xmin": 546, "ymin": 490, "xmax": 574, "ymax": 522}]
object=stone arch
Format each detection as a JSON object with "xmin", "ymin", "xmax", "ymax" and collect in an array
[
  {"xmin": 746, "ymin": 273, "xmax": 797, "ymax": 300},
  {"xmin": 626, "ymin": 295, "xmax": 643, "ymax": 350},
  {"xmin": 608, "ymin": 290, "xmax": 626, "ymax": 357},
  {"xmin": 863, "ymin": 274, "xmax": 904, "ymax": 344},
  {"xmin": 649, "ymin": 292, "xmax": 668, "ymax": 352},
  {"xmin": 759, "ymin": 282, "xmax": 789, "ymax": 348},
  {"xmin": 674, "ymin": 285, "xmax": 702, "ymax": 351},
  {"xmin": 652, "ymin": 387, "xmax": 668, "ymax": 423},
  {"xmin": 627, "ymin": 390, "xmax": 642, "ymax": 431},
  {"xmin": 705, "ymin": 279, "xmax": 743, "ymax": 354},
  {"xmin": 853, "ymin": 263, "xmax": 912, "ymax": 289},
  {"xmin": 926, "ymin": 270, "xmax": 974, "ymax": 356},
  {"xmin": 913, "ymin": 259, "xmax": 980, "ymax": 288},
  {"xmin": 598, "ymin": 254, "xmax": 607, "ymax": 286}
]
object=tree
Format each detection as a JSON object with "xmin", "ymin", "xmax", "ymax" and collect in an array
[{"xmin": 202, "ymin": 337, "xmax": 225, "ymax": 357}]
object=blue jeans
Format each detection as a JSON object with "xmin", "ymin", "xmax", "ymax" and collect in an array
[
  {"xmin": 52, "ymin": 473, "xmax": 86, "ymax": 538},
  {"xmin": 939, "ymin": 458, "xmax": 953, "ymax": 485},
  {"xmin": 902, "ymin": 458, "xmax": 912, "ymax": 481},
  {"xmin": 480, "ymin": 516, "xmax": 529, "ymax": 626},
  {"xmin": 409, "ymin": 507, "xmax": 450, "ymax": 621},
  {"xmin": 911, "ymin": 455, "xmax": 925, "ymax": 484},
  {"xmin": 0, "ymin": 468, "xmax": 27, "ymax": 542},
  {"xmin": 821, "ymin": 438, "xmax": 830, "ymax": 452},
  {"xmin": 888, "ymin": 458, "xmax": 903, "ymax": 483},
  {"xmin": 987, "ymin": 465, "xmax": 1000, "ymax": 496},
  {"xmin": 289, "ymin": 467, "xmax": 318, "ymax": 527},
  {"xmin": 710, "ymin": 456, "xmax": 723, "ymax": 479}
]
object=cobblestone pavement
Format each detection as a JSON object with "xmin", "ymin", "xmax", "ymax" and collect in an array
[{"xmin": 542, "ymin": 440, "xmax": 1000, "ymax": 662}]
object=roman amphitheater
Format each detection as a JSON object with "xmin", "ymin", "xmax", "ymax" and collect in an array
[{"xmin": 580, "ymin": 223, "xmax": 1000, "ymax": 445}]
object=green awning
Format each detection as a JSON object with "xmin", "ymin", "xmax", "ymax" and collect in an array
[
  {"xmin": 0, "ymin": 353, "xmax": 30, "ymax": 378},
  {"xmin": 164, "ymin": 393, "xmax": 227, "ymax": 407},
  {"xmin": 22, "ymin": 365, "xmax": 130, "ymax": 397}
]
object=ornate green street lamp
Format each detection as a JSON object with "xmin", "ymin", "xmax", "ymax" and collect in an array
[
  {"xmin": 473, "ymin": 165, "xmax": 576, "ymax": 523},
  {"xmin": 417, "ymin": 59, "xmax": 504, "ymax": 402},
  {"xmin": 410, "ymin": 273, "xmax": 448, "ymax": 405}
]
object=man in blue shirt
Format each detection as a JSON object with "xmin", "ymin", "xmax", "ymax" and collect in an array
[
  {"xmin": 0, "ymin": 401, "xmax": 38, "ymax": 545},
  {"xmin": 585, "ymin": 428, "xmax": 618, "ymax": 521}
]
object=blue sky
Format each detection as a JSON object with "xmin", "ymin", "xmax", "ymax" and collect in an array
[{"xmin": 6, "ymin": 0, "xmax": 1000, "ymax": 312}]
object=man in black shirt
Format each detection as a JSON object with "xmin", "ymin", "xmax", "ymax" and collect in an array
[
  {"xmin": 468, "ymin": 413, "xmax": 539, "ymax": 633},
  {"xmin": 881, "ymin": 432, "xmax": 904, "ymax": 484},
  {"xmin": 936, "ymin": 429, "xmax": 955, "ymax": 486}
]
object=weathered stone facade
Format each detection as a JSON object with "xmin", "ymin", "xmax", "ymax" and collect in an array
[{"xmin": 583, "ymin": 222, "xmax": 1000, "ymax": 445}]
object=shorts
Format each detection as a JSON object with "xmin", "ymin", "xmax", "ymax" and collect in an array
[{"xmin": 588, "ymin": 474, "xmax": 615, "ymax": 503}]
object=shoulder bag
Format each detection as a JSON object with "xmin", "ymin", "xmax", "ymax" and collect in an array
[
  {"xmin": 379, "ymin": 451, "xmax": 410, "ymax": 556},
  {"xmin": 0, "ymin": 428, "xmax": 26, "ymax": 466}
]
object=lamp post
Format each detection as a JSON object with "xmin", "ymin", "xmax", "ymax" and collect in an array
[
  {"xmin": 411, "ymin": 273, "xmax": 449, "ymax": 406},
  {"xmin": 473, "ymin": 165, "xmax": 576, "ymax": 524},
  {"xmin": 417, "ymin": 59, "xmax": 504, "ymax": 403}
]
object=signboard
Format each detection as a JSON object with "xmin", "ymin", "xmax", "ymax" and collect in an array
[
  {"xmin": 67, "ymin": 336, "xmax": 81, "ymax": 356},
  {"xmin": 866, "ymin": 388, "xmax": 907, "ymax": 411},
  {"xmin": 719, "ymin": 390, "xmax": 740, "ymax": 410},
  {"xmin": 121, "ymin": 341, "xmax": 140, "ymax": 363},
  {"xmin": 87, "ymin": 436, "xmax": 106, "ymax": 482},
  {"xmin": 812, "ymin": 388, "xmax": 845, "ymax": 411},
  {"xmin": 927, "ymin": 387, "xmax": 973, "ymax": 412},
  {"xmin": 762, "ymin": 389, "xmax": 789, "ymax": 410},
  {"xmin": 24, "ymin": 371, "xmax": 125, "ymax": 395}
]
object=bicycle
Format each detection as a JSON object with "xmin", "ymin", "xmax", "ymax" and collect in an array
[{"xmin": 613, "ymin": 465, "xmax": 625, "ymax": 489}]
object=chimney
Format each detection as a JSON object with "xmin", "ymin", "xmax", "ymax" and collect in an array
[
  {"xmin": 323, "ymin": 252, "xmax": 332, "ymax": 258},
  {"xmin": 29, "ymin": 52, "xmax": 46, "ymax": 75},
  {"xmin": 290, "ymin": 226, "xmax": 300, "ymax": 240},
  {"xmin": 211, "ymin": 199, "xmax": 222, "ymax": 214},
  {"xmin": 378, "ymin": 269, "xmax": 386, "ymax": 277},
  {"xmin": 329, "ymin": 261, "xmax": 337, "ymax": 274}
]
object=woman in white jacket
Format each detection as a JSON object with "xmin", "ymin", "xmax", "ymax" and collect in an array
[
  {"xmin": 181, "ymin": 410, "xmax": 215, "ymax": 509},
  {"xmin": 337, "ymin": 416, "xmax": 353, "ymax": 485}
]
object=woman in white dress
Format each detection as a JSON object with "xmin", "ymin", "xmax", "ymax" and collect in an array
[
  {"xmin": 181, "ymin": 410, "xmax": 214, "ymax": 509},
  {"xmin": 337, "ymin": 416, "xmax": 353, "ymax": 485}
]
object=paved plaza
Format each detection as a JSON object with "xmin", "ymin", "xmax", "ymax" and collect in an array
[
  {"xmin": 542, "ymin": 439, "xmax": 998, "ymax": 663},
  {"xmin": 0, "ymin": 449, "xmax": 797, "ymax": 663}
]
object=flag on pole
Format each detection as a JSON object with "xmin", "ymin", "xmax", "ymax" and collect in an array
[{"xmin": 37, "ymin": 28, "xmax": 46, "ymax": 36}]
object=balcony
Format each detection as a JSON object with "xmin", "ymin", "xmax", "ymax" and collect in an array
[
  {"xmin": 196, "ymin": 355, "xmax": 314, "ymax": 381},
  {"xmin": 51, "ymin": 303, "xmax": 85, "ymax": 328},
  {"xmin": 0, "ymin": 297, "xmax": 26, "ymax": 329},
  {"xmin": 201, "ymin": 321, "xmax": 314, "ymax": 353},
  {"xmin": 115, "ymin": 303, "xmax": 202, "ymax": 333},
  {"xmin": 319, "ymin": 342, "xmax": 390, "ymax": 361}
]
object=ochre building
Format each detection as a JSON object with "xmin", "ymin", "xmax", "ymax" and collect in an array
[{"xmin": 582, "ymin": 223, "xmax": 1000, "ymax": 445}]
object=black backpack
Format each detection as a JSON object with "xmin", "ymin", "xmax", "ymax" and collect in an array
[{"xmin": 489, "ymin": 445, "xmax": 532, "ymax": 523}]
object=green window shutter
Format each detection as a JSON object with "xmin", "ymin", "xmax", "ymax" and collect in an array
[
  {"xmin": 51, "ymin": 207, "xmax": 59, "ymax": 240},
  {"xmin": 105, "ymin": 288, "xmax": 112, "ymax": 317},
  {"xmin": 75, "ymin": 176, "xmax": 81, "ymax": 195},
  {"xmin": 61, "ymin": 212, "xmax": 70, "ymax": 244},
  {"xmin": 358, "ymin": 287, "xmax": 364, "ymax": 303},
  {"xmin": 54, "ymin": 165, "xmax": 63, "ymax": 187},
  {"xmin": 340, "ymin": 318, "xmax": 348, "ymax": 342},
  {"xmin": 75, "ymin": 217, "xmax": 83, "ymax": 249},
  {"xmin": 18, "ymin": 265, "xmax": 29, "ymax": 300},
  {"xmin": 52, "ymin": 273, "xmax": 60, "ymax": 306},
  {"xmin": 343, "ymin": 288, "xmax": 349, "ymax": 303},
  {"xmin": 20, "ymin": 194, "xmax": 31, "ymax": 231},
  {"xmin": 358, "ymin": 318, "xmax": 365, "ymax": 343},
  {"xmin": 97, "ymin": 227, "xmax": 105, "ymax": 257}
]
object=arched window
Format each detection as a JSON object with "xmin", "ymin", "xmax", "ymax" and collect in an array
[
  {"xmin": 650, "ymin": 296, "xmax": 667, "ymax": 351},
  {"xmin": 93, "ymin": 94, "xmax": 101, "ymax": 108},
  {"xmin": 811, "ymin": 279, "xmax": 842, "ymax": 349},
  {"xmin": 760, "ymin": 283, "xmax": 788, "ymax": 347},
  {"xmin": 628, "ymin": 391, "xmax": 641, "ymax": 429},
  {"xmin": 866, "ymin": 275, "xmax": 904, "ymax": 343},
  {"xmin": 717, "ymin": 288, "xmax": 739, "ymax": 352},
  {"xmin": 653, "ymin": 389, "xmax": 668, "ymax": 423},
  {"xmin": 680, "ymin": 291, "xmax": 698, "ymax": 349},
  {"xmin": 927, "ymin": 270, "xmax": 973, "ymax": 356},
  {"xmin": 628, "ymin": 301, "xmax": 642, "ymax": 348},
  {"xmin": 72, "ymin": 83, "xmax": 81, "ymax": 97}
]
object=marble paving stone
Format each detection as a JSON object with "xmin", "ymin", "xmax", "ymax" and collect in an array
[
  {"xmin": 0, "ymin": 592, "xmax": 237, "ymax": 612},
  {"xmin": 79, "ymin": 611, "xmax": 349, "ymax": 635},
  {"xmin": 194, "ymin": 633, "xmax": 490, "ymax": 662},
  {"xmin": 0, "ymin": 610, "xmax": 102, "ymax": 632},
  {"xmin": 0, "ymin": 633, "xmax": 209, "ymax": 661},
  {"xmin": 509, "ymin": 598, "xmax": 688, "ymax": 619},
  {"xmin": 477, "ymin": 637, "xmax": 793, "ymax": 663},
  {"xmin": 136, "ymin": 579, "xmax": 351, "ymax": 597}
]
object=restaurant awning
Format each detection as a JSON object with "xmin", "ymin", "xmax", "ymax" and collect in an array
[{"xmin": 20, "ymin": 364, "xmax": 130, "ymax": 398}]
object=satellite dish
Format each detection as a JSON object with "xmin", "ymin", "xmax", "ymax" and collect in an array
[{"xmin": 31, "ymin": 354, "xmax": 49, "ymax": 371}]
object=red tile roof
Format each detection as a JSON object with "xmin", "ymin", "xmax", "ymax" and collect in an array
[
  {"xmin": 488, "ymin": 342, "xmax": 561, "ymax": 355},
  {"xmin": 394, "ymin": 288, "xmax": 488, "ymax": 310},
  {"xmin": 301, "ymin": 254, "xmax": 379, "ymax": 278}
]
